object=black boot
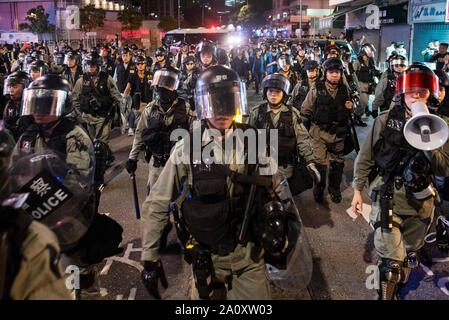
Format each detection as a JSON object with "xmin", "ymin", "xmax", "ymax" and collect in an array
[
  {"xmin": 354, "ymin": 115, "xmax": 367, "ymax": 127},
  {"xmin": 328, "ymin": 162, "xmax": 344, "ymax": 203},
  {"xmin": 313, "ymin": 165, "xmax": 327, "ymax": 203}
]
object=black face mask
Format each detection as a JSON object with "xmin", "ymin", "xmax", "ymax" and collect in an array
[{"xmin": 157, "ymin": 87, "xmax": 177, "ymax": 107}]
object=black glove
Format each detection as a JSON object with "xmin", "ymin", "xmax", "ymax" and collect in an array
[
  {"xmin": 436, "ymin": 216, "xmax": 449, "ymax": 253},
  {"xmin": 125, "ymin": 159, "xmax": 137, "ymax": 174},
  {"xmin": 141, "ymin": 260, "xmax": 168, "ymax": 299},
  {"xmin": 371, "ymin": 109, "xmax": 378, "ymax": 119},
  {"xmin": 307, "ymin": 162, "xmax": 321, "ymax": 185}
]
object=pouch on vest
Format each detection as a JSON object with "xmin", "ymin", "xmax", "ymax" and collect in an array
[{"xmin": 288, "ymin": 162, "xmax": 313, "ymax": 196}]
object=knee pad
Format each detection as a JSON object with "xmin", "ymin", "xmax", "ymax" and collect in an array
[{"xmin": 378, "ymin": 258, "xmax": 402, "ymax": 300}]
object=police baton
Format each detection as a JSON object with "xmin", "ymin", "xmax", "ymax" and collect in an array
[{"xmin": 130, "ymin": 173, "xmax": 141, "ymax": 219}]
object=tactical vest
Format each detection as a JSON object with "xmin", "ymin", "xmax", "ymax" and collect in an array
[
  {"xmin": 145, "ymin": 99, "xmax": 189, "ymax": 165},
  {"xmin": 115, "ymin": 63, "xmax": 135, "ymax": 93},
  {"xmin": 3, "ymin": 100, "xmax": 20, "ymax": 131},
  {"xmin": 63, "ymin": 67, "xmax": 82, "ymax": 89},
  {"xmin": 381, "ymin": 71, "xmax": 397, "ymax": 112},
  {"xmin": 356, "ymin": 57, "xmax": 375, "ymax": 83},
  {"xmin": 293, "ymin": 81, "xmax": 310, "ymax": 111},
  {"xmin": 80, "ymin": 72, "xmax": 111, "ymax": 117},
  {"xmin": 373, "ymin": 103, "xmax": 417, "ymax": 179},
  {"xmin": 255, "ymin": 103, "xmax": 297, "ymax": 166},
  {"xmin": 313, "ymin": 81, "xmax": 350, "ymax": 136},
  {"xmin": 182, "ymin": 120, "xmax": 261, "ymax": 256}
]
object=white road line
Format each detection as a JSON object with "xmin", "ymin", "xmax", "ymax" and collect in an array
[
  {"xmin": 100, "ymin": 288, "xmax": 108, "ymax": 297},
  {"xmin": 128, "ymin": 288, "xmax": 137, "ymax": 300},
  {"xmin": 100, "ymin": 259, "xmax": 113, "ymax": 276},
  {"xmin": 437, "ymin": 277, "xmax": 449, "ymax": 296},
  {"xmin": 116, "ymin": 294, "xmax": 123, "ymax": 300}
]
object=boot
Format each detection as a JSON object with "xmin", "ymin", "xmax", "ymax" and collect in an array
[
  {"xmin": 313, "ymin": 165, "xmax": 327, "ymax": 203},
  {"xmin": 328, "ymin": 162, "xmax": 344, "ymax": 203},
  {"xmin": 354, "ymin": 115, "xmax": 367, "ymax": 127}
]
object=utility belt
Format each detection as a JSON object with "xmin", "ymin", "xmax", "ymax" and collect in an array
[{"xmin": 314, "ymin": 122, "xmax": 347, "ymax": 136}]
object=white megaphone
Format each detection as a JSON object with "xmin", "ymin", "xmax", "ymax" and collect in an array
[{"xmin": 404, "ymin": 102, "xmax": 449, "ymax": 150}]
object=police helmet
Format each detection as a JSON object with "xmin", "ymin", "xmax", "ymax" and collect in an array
[
  {"xmin": 152, "ymin": 66, "xmax": 182, "ymax": 90},
  {"xmin": 3, "ymin": 71, "xmax": 30, "ymax": 96},
  {"xmin": 82, "ymin": 52, "xmax": 101, "ymax": 73},
  {"xmin": 360, "ymin": 43, "xmax": 376, "ymax": 57},
  {"xmin": 304, "ymin": 60, "xmax": 319, "ymax": 71},
  {"xmin": 64, "ymin": 51, "xmax": 81, "ymax": 66},
  {"xmin": 145, "ymin": 56, "xmax": 153, "ymax": 68},
  {"xmin": 395, "ymin": 63, "xmax": 439, "ymax": 99},
  {"xmin": 322, "ymin": 58, "xmax": 344, "ymax": 73},
  {"xmin": 54, "ymin": 52, "xmax": 65, "ymax": 65},
  {"xmin": 390, "ymin": 54, "xmax": 408, "ymax": 71},
  {"xmin": 30, "ymin": 51, "xmax": 45, "ymax": 62},
  {"xmin": 262, "ymin": 73, "xmax": 291, "ymax": 101},
  {"xmin": 434, "ymin": 69, "xmax": 449, "ymax": 87},
  {"xmin": 21, "ymin": 74, "xmax": 72, "ymax": 118},
  {"xmin": 134, "ymin": 55, "xmax": 146, "ymax": 65},
  {"xmin": 194, "ymin": 65, "xmax": 247, "ymax": 120},
  {"xmin": 324, "ymin": 43, "xmax": 340, "ymax": 56},
  {"xmin": 29, "ymin": 60, "xmax": 49, "ymax": 77},
  {"xmin": 195, "ymin": 40, "xmax": 218, "ymax": 67},
  {"xmin": 183, "ymin": 56, "xmax": 195, "ymax": 65},
  {"xmin": 155, "ymin": 46, "xmax": 168, "ymax": 58},
  {"xmin": 278, "ymin": 54, "xmax": 292, "ymax": 71},
  {"xmin": 120, "ymin": 47, "xmax": 132, "ymax": 56},
  {"xmin": 130, "ymin": 44, "xmax": 138, "ymax": 51}
]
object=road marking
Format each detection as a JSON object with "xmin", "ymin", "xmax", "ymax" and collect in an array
[
  {"xmin": 116, "ymin": 294, "xmax": 123, "ymax": 300},
  {"xmin": 128, "ymin": 288, "xmax": 137, "ymax": 300},
  {"xmin": 100, "ymin": 260, "xmax": 113, "ymax": 275},
  {"xmin": 437, "ymin": 277, "xmax": 449, "ymax": 296},
  {"xmin": 100, "ymin": 288, "xmax": 108, "ymax": 297},
  {"xmin": 433, "ymin": 257, "xmax": 449, "ymax": 263}
]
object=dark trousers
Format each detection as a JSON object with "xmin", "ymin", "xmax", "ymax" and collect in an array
[{"xmin": 253, "ymin": 72, "xmax": 263, "ymax": 94}]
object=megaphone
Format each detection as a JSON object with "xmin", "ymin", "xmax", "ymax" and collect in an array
[{"xmin": 404, "ymin": 102, "xmax": 449, "ymax": 150}]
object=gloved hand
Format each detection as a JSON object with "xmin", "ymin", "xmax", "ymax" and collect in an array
[
  {"xmin": 307, "ymin": 162, "xmax": 321, "ymax": 184},
  {"xmin": 371, "ymin": 109, "xmax": 378, "ymax": 119},
  {"xmin": 125, "ymin": 159, "xmax": 137, "ymax": 174},
  {"xmin": 436, "ymin": 216, "xmax": 449, "ymax": 253},
  {"xmin": 141, "ymin": 260, "xmax": 168, "ymax": 299}
]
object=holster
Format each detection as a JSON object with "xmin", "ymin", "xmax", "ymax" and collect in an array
[{"xmin": 379, "ymin": 183, "xmax": 394, "ymax": 232}]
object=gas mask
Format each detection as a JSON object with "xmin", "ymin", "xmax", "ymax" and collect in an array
[
  {"xmin": 402, "ymin": 152, "xmax": 435, "ymax": 200},
  {"xmin": 157, "ymin": 87, "xmax": 177, "ymax": 107}
]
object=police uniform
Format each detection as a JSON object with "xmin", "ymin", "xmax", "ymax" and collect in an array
[
  {"xmin": 71, "ymin": 71, "xmax": 121, "ymax": 144},
  {"xmin": 372, "ymin": 70, "xmax": 398, "ymax": 115},
  {"xmin": 300, "ymin": 80, "xmax": 351, "ymax": 201},
  {"xmin": 2, "ymin": 206, "xmax": 73, "ymax": 300},
  {"xmin": 288, "ymin": 79, "xmax": 312, "ymax": 112},
  {"xmin": 279, "ymin": 69, "xmax": 298, "ymax": 91},
  {"xmin": 141, "ymin": 121, "xmax": 297, "ymax": 300},
  {"xmin": 353, "ymin": 56, "xmax": 379, "ymax": 117},
  {"xmin": 353, "ymin": 104, "xmax": 449, "ymax": 268},
  {"xmin": 248, "ymin": 102, "xmax": 314, "ymax": 179},
  {"xmin": 128, "ymin": 98, "xmax": 195, "ymax": 193}
]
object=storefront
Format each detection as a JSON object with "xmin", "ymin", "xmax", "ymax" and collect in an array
[{"xmin": 408, "ymin": 0, "xmax": 449, "ymax": 62}]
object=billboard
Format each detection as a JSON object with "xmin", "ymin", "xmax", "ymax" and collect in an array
[{"xmin": 329, "ymin": 0, "xmax": 352, "ymax": 6}]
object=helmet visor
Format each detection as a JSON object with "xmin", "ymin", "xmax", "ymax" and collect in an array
[
  {"xmin": 21, "ymin": 88, "xmax": 68, "ymax": 116},
  {"xmin": 152, "ymin": 69, "xmax": 181, "ymax": 90},
  {"xmin": 391, "ymin": 59, "xmax": 408, "ymax": 68},
  {"xmin": 195, "ymin": 80, "xmax": 248, "ymax": 120},
  {"xmin": 395, "ymin": 71, "xmax": 439, "ymax": 98},
  {"xmin": 262, "ymin": 75, "xmax": 291, "ymax": 95},
  {"xmin": 278, "ymin": 57, "xmax": 290, "ymax": 70}
]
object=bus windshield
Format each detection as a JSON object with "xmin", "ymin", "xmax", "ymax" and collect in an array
[{"xmin": 164, "ymin": 32, "xmax": 228, "ymax": 45}]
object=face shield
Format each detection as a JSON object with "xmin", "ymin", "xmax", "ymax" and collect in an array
[
  {"xmin": 55, "ymin": 54, "xmax": 65, "ymax": 65},
  {"xmin": 395, "ymin": 70, "xmax": 439, "ymax": 98},
  {"xmin": 152, "ymin": 69, "xmax": 182, "ymax": 90},
  {"xmin": 278, "ymin": 57, "xmax": 291, "ymax": 70},
  {"xmin": 195, "ymin": 79, "xmax": 248, "ymax": 120},
  {"xmin": 21, "ymin": 88, "xmax": 68, "ymax": 117},
  {"xmin": 3, "ymin": 77, "xmax": 26, "ymax": 96}
]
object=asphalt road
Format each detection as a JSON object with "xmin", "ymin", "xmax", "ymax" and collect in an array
[{"xmin": 91, "ymin": 89, "xmax": 449, "ymax": 300}]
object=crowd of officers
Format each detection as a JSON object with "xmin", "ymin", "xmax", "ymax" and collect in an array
[{"xmin": 0, "ymin": 36, "xmax": 449, "ymax": 301}]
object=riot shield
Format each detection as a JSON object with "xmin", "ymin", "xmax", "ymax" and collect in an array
[{"xmin": 9, "ymin": 150, "xmax": 95, "ymax": 251}]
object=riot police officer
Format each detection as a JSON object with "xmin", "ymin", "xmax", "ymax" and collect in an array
[
  {"xmin": 2, "ymin": 71, "xmax": 32, "ymax": 141},
  {"xmin": 353, "ymin": 43, "xmax": 381, "ymax": 119},
  {"xmin": 288, "ymin": 60, "xmax": 319, "ymax": 112},
  {"xmin": 140, "ymin": 65, "xmax": 303, "ymax": 300},
  {"xmin": 372, "ymin": 53, "xmax": 408, "ymax": 117},
  {"xmin": 277, "ymin": 54, "xmax": 298, "ymax": 90},
  {"xmin": 351, "ymin": 63, "xmax": 449, "ymax": 300},
  {"xmin": 292, "ymin": 43, "xmax": 308, "ymax": 79},
  {"xmin": 100, "ymin": 46, "xmax": 115, "ymax": 77},
  {"xmin": 300, "ymin": 58, "xmax": 354, "ymax": 203},
  {"xmin": 62, "ymin": 51, "xmax": 83, "ymax": 89},
  {"xmin": 249, "ymin": 73, "xmax": 319, "ymax": 196},
  {"xmin": 152, "ymin": 47, "xmax": 169, "ymax": 74},
  {"xmin": 0, "ymin": 122, "xmax": 73, "ymax": 300},
  {"xmin": 29, "ymin": 60, "xmax": 48, "ymax": 81},
  {"xmin": 72, "ymin": 52, "xmax": 121, "ymax": 145},
  {"xmin": 125, "ymin": 66, "xmax": 195, "ymax": 194}
]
